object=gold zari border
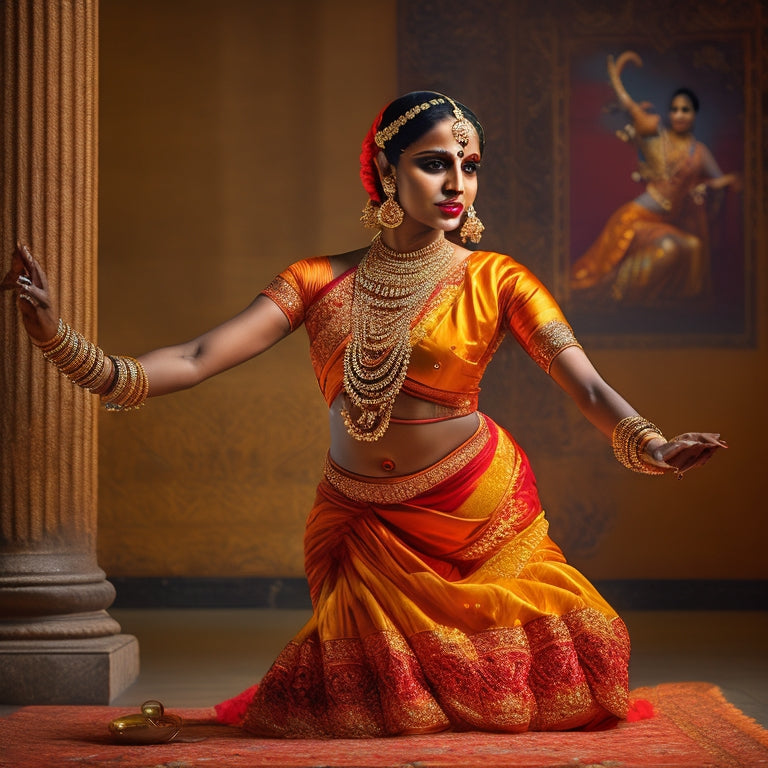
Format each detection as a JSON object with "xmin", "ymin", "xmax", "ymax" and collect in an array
[
  {"xmin": 324, "ymin": 416, "xmax": 489, "ymax": 504},
  {"xmin": 262, "ymin": 276, "xmax": 304, "ymax": 330},
  {"xmin": 528, "ymin": 320, "xmax": 582, "ymax": 372}
]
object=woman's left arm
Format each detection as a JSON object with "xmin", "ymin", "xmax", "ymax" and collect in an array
[
  {"xmin": 697, "ymin": 144, "xmax": 742, "ymax": 191},
  {"xmin": 549, "ymin": 345, "xmax": 727, "ymax": 476}
]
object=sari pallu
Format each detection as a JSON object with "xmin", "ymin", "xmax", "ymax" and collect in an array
[{"xmin": 226, "ymin": 415, "xmax": 630, "ymax": 738}]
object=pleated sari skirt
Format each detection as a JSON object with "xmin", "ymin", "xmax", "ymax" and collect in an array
[{"xmin": 217, "ymin": 414, "xmax": 630, "ymax": 738}]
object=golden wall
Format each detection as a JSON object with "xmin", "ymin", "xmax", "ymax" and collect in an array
[
  {"xmin": 97, "ymin": 0, "xmax": 397, "ymax": 576},
  {"xmin": 97, "ymin": 0, "xmax": 767, "ymax": 582}
]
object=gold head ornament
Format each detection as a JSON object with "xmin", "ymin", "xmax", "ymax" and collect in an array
[
  {"xmin": 446, "ymin": 97, "xmax": 474, "ymax": 147},
  {"xmin": 374, "ymin": 94, "xmax": 477, "ymax": 150}
]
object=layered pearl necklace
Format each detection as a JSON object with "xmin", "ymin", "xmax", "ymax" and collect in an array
[{"xmin": 342, "ymin": 233, "xmax": 454, "ymax": 442}]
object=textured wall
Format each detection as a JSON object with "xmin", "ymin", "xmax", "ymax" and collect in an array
[
  {"xmin": 97, "ymin": 0, "xmax": 767, "ymax": 581},
  {"xmin": 398, "ymin": 0, "xmax": 767, "ymax": 579},
  {"xmin": 97, "ymin": 0, "xmax": 397, "ymax": 576}
]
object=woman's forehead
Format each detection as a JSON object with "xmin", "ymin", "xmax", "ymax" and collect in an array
[
  {"xmin": 405, "ymin": 117, "xmax": 482, "ymax": 155},
  {"xmin": 670, "ymin": 94, "xmax": 693, "ymax": 108}
]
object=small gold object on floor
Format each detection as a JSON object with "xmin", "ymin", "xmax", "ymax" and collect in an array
[{"xmin": 108, "ymin": 700, "xmax": 183, "ymax": 744}]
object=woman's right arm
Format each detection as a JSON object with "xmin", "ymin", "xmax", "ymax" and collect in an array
[
  {"xmin": 607, "ymin": 51, "xmax": 660, "ymax": 138},
  {"xmin": 2, "ymin": 244, "xmax": 292, "ymax": 399},
  {"xmin": 137, "ymin": 295, "xmax": 291, "ymax": 397}
]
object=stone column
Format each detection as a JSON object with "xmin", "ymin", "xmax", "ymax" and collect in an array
[{"xmin": 0, "ymin": 0, "xmax": 138, "ymax": 704}]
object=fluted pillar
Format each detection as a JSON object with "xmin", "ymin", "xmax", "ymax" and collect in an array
[{"xmin": 0, "ymin": 0, "xmax": 138, "ymax": 703}]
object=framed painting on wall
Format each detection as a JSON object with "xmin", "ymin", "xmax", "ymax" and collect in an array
[{"xmin": 560, "ymin": 38, "xmax": 752, "ymax": 346}]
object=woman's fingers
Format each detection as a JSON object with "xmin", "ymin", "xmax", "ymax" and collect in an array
[
  {"xmin": 1, "ymin": 247, "xmax": 26, "ymax": 289},
  {"xmin": 671, "ymin": 431, "xmax": 726, "ymax": 446},
  {"xmin": 1, "ymin": 244, "xmax": 59, "ymax": 342},
  {"xmin": 673, "ymin": 445, "xmax": 712, "ymax": 474},
  {"xmin": 20, "ymin": 244, "xmax": 50, "ymax": 292},
  {"xmin": 1, "ymin": 244, "xmax": 38, "ymax": 290},
  {"xmin": 659, "ymin": 433, "xmax": 728, "ymax": 477},
  {"xmin": 18, "ymin": 281, "xmax": 50, "ymax": 310},
  {"xmin": 4, "ymin": 245, "xmax": 52, "ymax": 309}
]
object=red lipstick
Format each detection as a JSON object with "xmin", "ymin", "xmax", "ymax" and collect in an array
[{"xmin": 436, "ymin": 202, "xmax": 464, "ymax": 217}]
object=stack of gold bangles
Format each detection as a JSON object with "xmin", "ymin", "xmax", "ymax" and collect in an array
[
  {"xmin": 612, "ymin": 415, "xmax": 667, "ymax": 475},
  {"xmin": 33, "ymin": 319, "xmax": 149, "ymax": 410}
]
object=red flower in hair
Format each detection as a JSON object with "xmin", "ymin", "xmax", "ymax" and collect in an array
[{"xmin": 360, "ymin": 106, "xmax": 386, "ymax": 203}]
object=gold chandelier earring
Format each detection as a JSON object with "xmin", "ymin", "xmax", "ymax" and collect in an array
[
  {"xmin": 460, "ymin": 204, "xmax": 485, "ymax": 244},
  {"xmin": 377, "ymin": 173, "xmax": 404, "ymax": 229},
  {"xmin": 360, "ymin": 199, "xmax": 380, "ymax": 229}
]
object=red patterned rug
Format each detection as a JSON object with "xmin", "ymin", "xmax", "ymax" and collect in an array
[{"xmin": 1, "ymin": 682, "xmax": 767, "ymax": 767}]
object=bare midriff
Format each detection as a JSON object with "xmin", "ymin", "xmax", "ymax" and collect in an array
[{"xmin": 328, "ymin": 391, "xmax": 479, "ymax": 477}]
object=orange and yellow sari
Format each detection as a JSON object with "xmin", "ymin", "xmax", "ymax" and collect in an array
[
  {"xmin": 570, "ymin": 141, "xmax": 714, "ymax": 304},
  {"xmin": 216, "ymin": 252, "xmax": 631, "ymax": 737}
]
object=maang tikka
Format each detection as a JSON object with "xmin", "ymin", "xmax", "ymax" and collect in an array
[
  {"xmin": 362, "ymin": 94, "xmax": 485, "ymax": 235},
  {"xmin": 444, "ymin": 98, "xmax": 485, "ymax": 243},
  {"xmin": 445, "ymin": 97, "xmax": 474, "ymax": 149},
  {"xmin": 373, "ymin": 95, "xmax": 477, "ymax": 152}
]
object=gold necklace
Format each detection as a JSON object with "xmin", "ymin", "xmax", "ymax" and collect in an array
[
  {"xmin": 342, "ymin": 234, "xmax": 454, "ymax": 442},
  {"xmin": 662, "ymin": 130, "xmax": 694, "ymax": 175}
]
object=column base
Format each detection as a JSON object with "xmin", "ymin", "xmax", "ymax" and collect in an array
[{"xmin": 0, "ymin": 634, "xmax": 139, "ymax": 704}]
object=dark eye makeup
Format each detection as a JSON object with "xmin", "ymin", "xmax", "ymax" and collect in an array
[
  {"xmin": 414, "ymin": 155, "xmax": 481, "ymax": 174},
  {"xmin": 418, "ymin": 157, "xmax": 450, "ymax": 172}
]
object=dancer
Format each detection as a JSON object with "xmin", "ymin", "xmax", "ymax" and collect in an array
[
  {"xmin": 571, "ymin": 52, "xmax": 741, "ymax": 305},
  {"xmin": 3, "ymin": 91, "xmax": 725, "ymax": 738}
]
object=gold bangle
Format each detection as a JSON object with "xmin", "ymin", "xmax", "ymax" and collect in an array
[
  {"xmin": 33, "ymin": 318, "xmax": 67, "ymax": 351},
  {"xmin": 637, "ymin": 430, "xmax": 661, "ymax": 455},
  {"xmin": 36, "ymin": 318, "xmax": 148, "ymax": 409},
  {"xmin": 72, "ymin": 344, "xmax": 103, "ymax": 387},
  {"xmin": 104, "ymin": 356, "xmax": 129, "ymax": 401},
  {"xmin": 78, "ymin": 347, "xmax": 110, "ymax": 392},
  {"xmin": 88, "ymin": 352, "xmax": 116, "ymax": 395},
  {"xmin": 102, "ymin": 355, "xmax": 148, "ymax": 410},
  {"xmin": 612, "ymin": 416, "xmax": 667, "ymax": 475},
  {"xmin": 58, "ymin": 332, "xmax": 88, "ymax": 375},
  {"xmin": 40, "ymin": 322, "xmax": 73, "ymax": 359}
]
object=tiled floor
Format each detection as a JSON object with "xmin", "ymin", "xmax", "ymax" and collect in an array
[
  {"xmin": 3, "ymin": 609, "xmax": 767, "ymax": 730},
  {"xmin": 107, "ymin": 609, "xmax": 768, "ymax": 727}
]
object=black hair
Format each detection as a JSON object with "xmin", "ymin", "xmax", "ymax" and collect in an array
[
  {"xmin": 378, "ymin": 91, "xmax": 485, "ymax": 165},
  {"xmin": 670, "ymin": 87, "xmax": 699, "ymax": 113}
]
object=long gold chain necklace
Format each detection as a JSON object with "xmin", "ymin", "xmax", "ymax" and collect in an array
[
  {"xmin": 342, "ymin": 233, "xmax": 454, "ymax": 442},
  {"xmin": 662, "ymin": 129, "xmax": 694, "ymax": 176},
  {"xmin": 648, "ymin": 129, "xmax": 695, "ymax": 211}
]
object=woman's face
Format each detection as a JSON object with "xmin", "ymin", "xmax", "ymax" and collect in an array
[
  {"xmin": 390, "ymin": 116, "xmax": 482, "ymax": 235},
  {"xmin": 669, "ymin": 94, "xmax": 696, "ymax": 135}
]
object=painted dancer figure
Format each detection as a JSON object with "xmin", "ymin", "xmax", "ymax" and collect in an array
[
  {"xmin": 3, "ymin": 91, "xmax": 725, "ymax": 738},
  {"xmin": 571, "ymin": 52, "xmax": 741, "ymax": 306}
]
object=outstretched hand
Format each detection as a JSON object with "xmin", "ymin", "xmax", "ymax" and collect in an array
[
  {"xmin": 1, "ymin": 244, "xmax": 59, "ymax": 344},
  {"xmin": 647, "ymin": 432, "xmax": 728, "ymax": 478}
]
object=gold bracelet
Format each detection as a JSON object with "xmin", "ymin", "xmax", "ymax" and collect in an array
[
  {"xmin": 612, "ymin": 415, "xmax": 667, "ymax": 475},
  {"xmin": 637, "ymin": 430, "xmax": 662, "ymax": 456},
  {"xmin": 37, "ymin": 321, "xmax": 73, "ymax": 358},
  {"xmin": 76, "ymin": 346, "xmax": 110, "ymax": 391},
  {"xmin": 36, "ymin": 318, "xmax": 148, "ymax": 410},
  {"xmin": 72, "ymin": 343, "xmax": 102, "ymax": 386},
  {"xmin": 33, "ymin": 319, "xmax": 67, "ymax": 352},
  {"xmin": 58, "ymin": 332, "xmax": 88, "ymax": 376},
  {"xmin": 102, "ymin": 355, "xmax": 148, "ymax": 410}
]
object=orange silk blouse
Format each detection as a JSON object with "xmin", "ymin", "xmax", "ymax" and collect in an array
[{"xmin": 261, "ymin": 250, "xmax": 580, "ymax": 412}]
